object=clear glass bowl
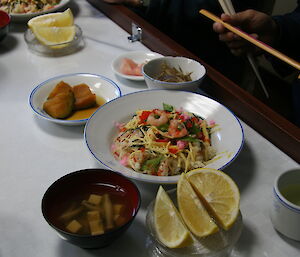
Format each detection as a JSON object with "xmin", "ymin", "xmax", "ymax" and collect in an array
[
  {"xmin": 145, "ymin": 189, "xmax": 243, "ymax": 257},
  {"xmin": 24, "ymin": 24, "xmax": 84, "ymax": 56}
]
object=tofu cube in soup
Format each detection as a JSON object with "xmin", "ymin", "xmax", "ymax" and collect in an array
[
  {"xmin": 66, "ymin": 219, "xmax": 82, "ymax": 233},
  {"xmin": 87, "ymin": 194, "xmax": 102, "ymax": 205}
]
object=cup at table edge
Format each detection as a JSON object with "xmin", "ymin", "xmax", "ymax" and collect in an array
[{"xmin": 270, "ymin": 168, "xmax": 300, "ymax": 241}]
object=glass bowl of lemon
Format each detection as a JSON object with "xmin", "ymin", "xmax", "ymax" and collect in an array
[
  {"xmin": 24, "ymin": 8, "xmax": 83, "ymax": 56},
  {"xmin": 145, "ymin": 168, "xmax": 243, "ymax": 257}
]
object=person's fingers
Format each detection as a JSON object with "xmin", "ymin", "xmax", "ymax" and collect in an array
[
  {"xmin": 226, "ymin": 10, "xmax": 256, "ymax": 28},
  {"xmin": 213, "ymin": 22, "xmax": 227, "ymax": 33},
  {"xmin": 218, "ymin": 31, "xmax": 237, "ymax": 42},
  {"xmin": 220, "ymin": 13, "xmax": 232, "ymax": 23},
  {"xmin": 227, "ymin": 40, "xmax": 247, "ymax": 49}
]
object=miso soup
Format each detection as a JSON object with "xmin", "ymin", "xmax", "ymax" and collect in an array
[{"xmin": 48, "ymin": 183, "xmax": 134, "ymax": 235}]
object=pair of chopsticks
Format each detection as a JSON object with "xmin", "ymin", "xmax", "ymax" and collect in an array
[
  {"xmin": 200, "ymin": 8, "xmax": 300, "ymax": 74},
  {"xmin": 217, "ymin": 0, "xmax": 269, "ymax": 98}
]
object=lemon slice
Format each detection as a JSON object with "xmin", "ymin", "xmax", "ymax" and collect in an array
[
  {"xmin": 177, "ymin": 173, "xmax": 218, "ymax": 237},
  {"xmin": 31, "ymin": 26, "xmax": 76, "ymax": 46},
  {"xmin": 28, "ymin": 8, "xmax": 74, "ymax": 28},
  {"xmin": 187, "ymin": 168, "xmax": 240, "ymax": 230},
  {"xmin": 154, "ymin": 186, "xmax": 193, "ymax": 248}
]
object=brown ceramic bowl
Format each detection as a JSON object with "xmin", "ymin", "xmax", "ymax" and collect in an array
[{"xmin": 42, "ymin": 169, "xmax": 141, "ymax": 248}]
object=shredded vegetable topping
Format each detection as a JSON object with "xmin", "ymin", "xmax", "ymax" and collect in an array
[
  {"xmin": 112, "ymin": 104, "xmax": 216, "ymax": 176},
  {"xmin": 0, "ymin": 0, "xmax": 60, "ymax": 14},
  {"xmin": 155, "ymin": 62, "xmax": 192, "ymax": 82}
]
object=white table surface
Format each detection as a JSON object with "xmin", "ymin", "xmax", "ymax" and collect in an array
[{"xmin": 0, "ymin": 1, "xmax": 299, "ymax": 256}]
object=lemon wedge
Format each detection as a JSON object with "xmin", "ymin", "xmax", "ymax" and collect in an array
[
  {"xmin": 177, "ymin": 173, "xmax": 219, "ymax": 237},
  {"xmin": 154, "ymin": 186, "xmax": 193, "ymax": 248},
  {"xmin": 31, "ymin": 26, "xmax": 76, "ymax": 46},
  {"xmin": 28, "ymin": 8, "xmax": 74, "ymax": 28},
  {"xmin": 187, "ymin": 168, "xmax": 240, "ymax": 230}
]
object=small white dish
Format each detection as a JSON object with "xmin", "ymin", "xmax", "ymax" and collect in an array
[
  {"xmin": 9, "ymin": 0, "xmax": 70, "ymax": 22},
  {"xmin": 142, "ymin": 56, "xmax": 206, "ymax": 92},
  {"xmin": 84, "ymin": 90, "xmax": 244, "ymax": 184},
  {"xmin": 29, "ymin": 73, "xmax": 121, "ymax": 126},
  {"xmin": 112, "ymin": 51, "xmax": 163, "ymax": 81}
]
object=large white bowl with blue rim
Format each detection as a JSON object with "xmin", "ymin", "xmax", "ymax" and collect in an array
[
  {"xmin": 84, "ymin": 90, "xmax": 244, "ymax": 184},
  {"xmin": 29, "ymin": 73, "xmax": 121, "ymax": 126}
]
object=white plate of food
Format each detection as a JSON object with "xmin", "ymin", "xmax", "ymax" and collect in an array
[
  {"xmin": 1, "ymin": 0, "xmax": 70, "ymax": 22},
  {"xmin": 84, "ymin": 90, "xmax": 244, "ymax": 184},
  {"xmin": 29, "ymin": 73, "xmax": 121, "ymax": 126},
  {"xmin": 112, "ymin": 51, "xmax": 163, "ymax": 81}
]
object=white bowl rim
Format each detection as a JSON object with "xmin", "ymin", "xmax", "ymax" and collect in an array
[
  {"xmin": 142, "ymin": 56, "xmax": 206, "ymax": 86},
  {"xmin": 84, "ymin": 89, "xmax": 244, "ymax": 184},
  {"xmin": 29, "ymin": 72, "xmax": 122, "ymax": 124}
]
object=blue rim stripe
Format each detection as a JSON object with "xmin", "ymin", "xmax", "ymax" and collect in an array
[
  {"xmin": 29, "ymin": 73, "xmax": 121, "ymax": 124},
  {"xmin": 84, "ymin": 89, "xmax": 245, "ymax": 180},
  {"xmin": 273, "ymin": 187, "xmax": 300, "ymax": 213}
]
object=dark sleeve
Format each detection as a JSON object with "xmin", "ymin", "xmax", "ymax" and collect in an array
[
  {"xmin": 270, "ymin": 1, "xmax": 300, "ymax": 74},
  {"xmin": 130, "ymin": 0, "xmax": 266, "ymax": 83},
  {"xmin": 272, "ymin": 1, "xmax": 300, "ymax": 60},
  {"xmin": 140, "ymin": 0, "xmax": 262, "ymax": 38}
]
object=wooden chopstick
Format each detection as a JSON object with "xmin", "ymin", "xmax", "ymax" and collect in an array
[{"xmin": 199, "ymin": 9, "xmax": 300, "ymax": 71}]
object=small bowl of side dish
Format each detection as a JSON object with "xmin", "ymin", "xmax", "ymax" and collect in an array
[
  {"xmin": 29, "ymin": 73, "xmax": 121, "ymax": 126},
  {"xmin": 84, "ymin": 90, "xmax": 244, "ymax": 184},
  {"xmin": 0, "ymin": 10, "xmax": 10, "ymax": 41},
  {"xmin": 142, "ymin": 56, "xmax": 206, "ymax": 92},
  {"xmin": 42, "ymin": 168, "xmax": 141, "ymax": 248},
  {"xmin": 112, "ymin": 51, "xmax": 163, "ymax": 81}
]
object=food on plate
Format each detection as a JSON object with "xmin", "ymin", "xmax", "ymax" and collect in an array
[
  {"xmin": 155, "ymin": 62, "xmax": 192, "ymax": 82},
  {"xmin": 73, "ymin": 83, "xmax": 97, "ymax": 110},
  {"xmin": 112, "ymin": 103, "xmax": 216, "ymax": 176},
  {"xmin": 153, "ymin": 169, "xmax": 240, "ymax": 248},
  {"xmin": 27, "ymin": 8, "xmax": 73, "ymax": 28},
  {"xmin": 154, "ymin": 186, "xmax": 193, "ymax": 248},
  {"xmin": 43, "ymin": 81, "xmax": 99, "ymax": 119},
  {"xmin": 31, "ymin": 25, "xmax": 75, "ymax": 46},
  {"xmin": 0, "ymin": 0, "xmax": 60, "ymax": 14},
  {"xmin": 177, "ymin": 173, "xmax": 218, "ymax": 237},
  {"xmin": 120, "ymin": 58, "xmax": 144, "ymax": 76},
  {"xmin": 56, "ymin": 192, "xmax": 130, "ymax": 235},
  {"xmin": 27, "ymin": 8, "xmax": 75, "ymax": 47},
  {"xmin": 187, "ymin": 168, "xmax": 240, "ymax": 230},
  {"xmin": 43, "ymin": 81, "xmax": 75, "ymax": 119},
  {"xmin": 47, "ymin": 80, "xmax": 73, "ymax": 98}
]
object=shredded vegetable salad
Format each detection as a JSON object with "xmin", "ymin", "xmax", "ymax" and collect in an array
[
  {"xmin": 0, "ymin": 0, "xmax": 60, "ymax": 14},
  {"xmin": 111, "ymin": 103, "xmax": 217, "ymax": 176}
]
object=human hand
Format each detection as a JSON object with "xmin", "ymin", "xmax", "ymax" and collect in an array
[{"xmin": 213, "ymin": 9, "xmax": 278, "ymax": 56}]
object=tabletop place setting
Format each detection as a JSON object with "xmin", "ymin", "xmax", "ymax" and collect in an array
[{"xmin": 0, "ymin": 1, "xmax": 299, "ymax": 257}]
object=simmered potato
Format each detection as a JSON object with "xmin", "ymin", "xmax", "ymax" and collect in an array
[
  {"xmin": 43, "ymin": 81, "xmax": 75, "ymax": 119},
  {"xmin": 73, "ymin": 83, "xmax": 96, "ymax": 110},
  {"xmin": 43, "ymin": 92, "xmax": 75, "ymax": 119}
]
